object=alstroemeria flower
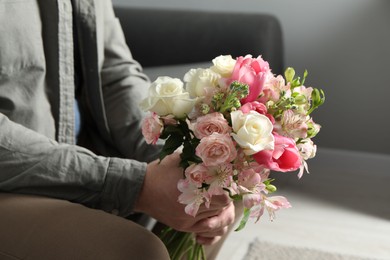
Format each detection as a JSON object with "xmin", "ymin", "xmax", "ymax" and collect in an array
[
  {"xmin": 237, "ymin": 168, "xmax": 266, "ymax": 208},
  {"xmin": 263, "ymin": 196, "xmax": 291, "ymax": 221},
  {"xmin": 285, "ymin": 85, "xmax": 313, "ymax": 115},
  {"xmin": 250, "ymin": 195, "xmax": 291, "ymax": 222},
  {"xmin": 297, "ymin": 138, "xmax": 317, "ymax": 161},
  {"xmin": 296, "ymin": 138, "xmax": 317, "ymax": 178},
  {"xmin": 275, "ymin": 109, "xmax": 309, "ymax": 139},
  {"xmin": 177, "ymin": 179, "xmax": 210, "ymax": 217},
  {"xmin": 259, "ymin": 74, "xmax": 289, "ymax": 104},
  {"xmin": 203, "ymin": 163, "xmax": 234, "ymax": 196}
]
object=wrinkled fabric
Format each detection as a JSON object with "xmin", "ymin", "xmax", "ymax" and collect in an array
[{"xmin": 0, "ymin": 0, "xmax": 158, "ymax": 217}]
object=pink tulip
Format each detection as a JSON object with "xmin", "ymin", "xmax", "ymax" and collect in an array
[
  {"xmin": 253, "ymin": 133, "xmax": 301, "ymax": 172},
  {"xmin": 229, "ymin": 55, "xmax": 271, "ymax": 104}
]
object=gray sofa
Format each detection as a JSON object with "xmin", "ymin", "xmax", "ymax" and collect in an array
[
  {"xmin": 113, "ymin": 7, "xmax": 390, "ymax": 260},
  {"xmin": 114, "ymin": 7, "xmax": 284, "ymax": 75}
]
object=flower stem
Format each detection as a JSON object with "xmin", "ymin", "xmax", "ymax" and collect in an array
[{"xmin": 160, "ymin": 228, "xmax": 206, "ymax": 260}]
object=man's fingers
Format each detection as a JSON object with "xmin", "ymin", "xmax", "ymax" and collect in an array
[
  {"xmin": 196, "ymin": 225, "xmax": 229, "ymax": 238},
  {"xmin": 190, "ymin": 202, "xmax": 235, "ymax": 233},
  {"xmin": 196, "ymin": 194, "xmax": 231, "ymax": 215}
]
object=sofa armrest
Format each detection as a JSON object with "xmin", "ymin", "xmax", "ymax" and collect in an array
[{"xmin": 114, "ymin": 7, "xmax": 284, "ymax": 74}]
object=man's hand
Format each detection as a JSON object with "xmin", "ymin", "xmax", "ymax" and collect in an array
[{"xmin": 134, "ymin": 152, "xmax": 235, "ymax": 245}]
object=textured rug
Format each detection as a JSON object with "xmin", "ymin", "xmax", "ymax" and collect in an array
[{"xmin": 244, "ymin": 238, "xmax": 380, "ymax": 260}]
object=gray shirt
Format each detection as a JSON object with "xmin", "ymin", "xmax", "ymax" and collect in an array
[{"xmin": 0, "ymin": 0, "xmax": 159, "ymax": 217}]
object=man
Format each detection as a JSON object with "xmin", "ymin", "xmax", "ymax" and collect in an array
[{"xmin": 0, "ymin": 0, "xmax": 236, "ymax": 259}]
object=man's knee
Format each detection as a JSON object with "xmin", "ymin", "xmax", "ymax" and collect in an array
[{"xmin": 0, "ymin": 193, "xmax": 169, "ymax": 260}]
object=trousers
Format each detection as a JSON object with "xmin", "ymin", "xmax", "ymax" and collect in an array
[
  {"xmin": 0, "ymin": 193, "xmax": 169, "ymax": 260},
  {"xmin": 0, "ymin": 193, "xmax": 242, "ymax": 260}
]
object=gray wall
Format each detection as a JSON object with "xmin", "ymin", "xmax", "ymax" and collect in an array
[{"xmin": 113, "ymin": 0, "xmax": 390, "ymax": 155}]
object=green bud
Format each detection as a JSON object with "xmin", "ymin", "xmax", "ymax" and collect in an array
[
  {"xmin": 285, "ymin": 67, "xmax": 295, "ymax": 83},
  {"xmin": 240, "ymin": 85, "xmax": 249, "ymax": 98},
  {"xmin": 214, "ymin": 92, "xmax": 224, "ymax": 101},
  {"xmin": 307, "ymin": 120, "xmax": 320, "ymax": 138},
  {"xmin": 200, "ymin": 104, "xmax": 210, "ymax": 114},
  {"xmin": 294, "ymin": 94, "xmax": 307, "ymax": 105},
  {"xmin": 233, "ymin": 99, "xmax": 241, "ymax": 108},
  {"xmin": 302, "ymin": 69, "xmax": 308, "ymax": 85},
  {"xmin": 308, "ymin": 88, "xmax": 325, "ymax": 115},
  {"xmin": 266, "ymin": 184, "xmax": 277, "ymax": 193}
]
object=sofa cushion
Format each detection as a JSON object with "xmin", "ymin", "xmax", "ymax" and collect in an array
[{"xmin": 114, "ymin": 7, "xmax": 284, "ymax": 75}]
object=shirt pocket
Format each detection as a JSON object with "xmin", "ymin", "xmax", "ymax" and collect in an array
[{"xmin": 0, "ymin": 0, "xmax": 45, "ymax": 76}]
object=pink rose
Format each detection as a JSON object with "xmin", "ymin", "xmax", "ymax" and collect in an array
[
  {"xmin": 230, "ymin": 55, "xmax": 271, "ymax": 104},
  {"xmin": 141, "ymin": 112, "xmax": 163, "ymax": 144},
  {"xmin": 192, "ymin": 112, "xmax": 231, "ymax": 139},
  {"xmin": 195, "ymin": 133, "xmax": 237, "ymax": 167},
  {"xmin": 184, "ymin": 163, "xmax": 208, "ymax": 187},
  {"xmin": 253, "ymin": 133, "xmax": 301, "ymax": 172}
]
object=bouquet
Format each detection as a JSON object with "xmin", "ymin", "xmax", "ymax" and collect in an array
[{"xmin": 139, "ymin": 54, "xmax": 325, "ymax": 259}]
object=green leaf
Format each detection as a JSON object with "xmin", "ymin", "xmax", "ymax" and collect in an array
[
  {"xmin": 160, "ymin": 125, "xmax": 183, "ymax": 139},
  {"xmin": 235, "ymin": 207, "xmax": 251, "ymax": 232},
  {"xmin": 159, "ymin": 134, "xmax": 183, "ymax": 161}
]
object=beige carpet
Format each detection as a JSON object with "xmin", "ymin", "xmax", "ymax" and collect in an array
[{"xmin": 244, "ymin": 238, "xmax": 382, "ymax": 260}]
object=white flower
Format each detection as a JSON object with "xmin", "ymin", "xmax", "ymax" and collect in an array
[
  {"xmin": 286, "ymin": 86, "xmax": 313, "ymax": 114},
  {"xmin": 231, "ymin": 110, "xmax": 274, "ymax": 155},
  {"xmin": 210, "ymin": 55, "xmax": 236, "ymax": 77},
  {"xmin": 297, "ymin": 138, "xmax": 317, "ymax": 160},
  {"xmin": 183, "ymin": 68, "xmax": 220, "ymax": 98},
  {"xmin": 139, "ymin": 76, "xmax": 196, "ymax": 118}
]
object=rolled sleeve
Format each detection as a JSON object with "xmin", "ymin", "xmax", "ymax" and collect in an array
[{"xmin": 101, "ymin": 157, "xmax": 147, "ymax": 217}]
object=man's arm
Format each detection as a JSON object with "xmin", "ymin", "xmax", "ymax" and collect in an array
[{"xmin": 0, "ymin": 113, "xmax": 146, "ymax": 217}]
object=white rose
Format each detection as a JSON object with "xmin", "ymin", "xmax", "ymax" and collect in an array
[
  {"xmin": 231, "ymin": 110, "xmax": 274, "ymax": 155},
  {"xmin": 210, "ymin": 55, "xmax": 236, "ymax": 77},
  {"xmin": 139, "ymin": 76, "xmax": 196, "ymax": 118},
  {"xmin": 183, "ymin": 68, "xmax": 220, "ymax": 98}
]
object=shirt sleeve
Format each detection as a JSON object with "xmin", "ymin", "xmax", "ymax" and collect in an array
[
  {"xmin": 98, "ymin": 0, "xmax": 163, "ymax": 163},
  {"xmin": 0, "ymin": 113, "xmax": 146, "ymax": 217}
]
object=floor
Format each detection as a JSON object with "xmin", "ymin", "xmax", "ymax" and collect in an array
[
  {"xmin": 216, "ymin": 148, "xmax": 390, "ymax": 260},
  {"xmin": 216, "ymin": 188, "xmax": 390, "ymax": 260}
]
